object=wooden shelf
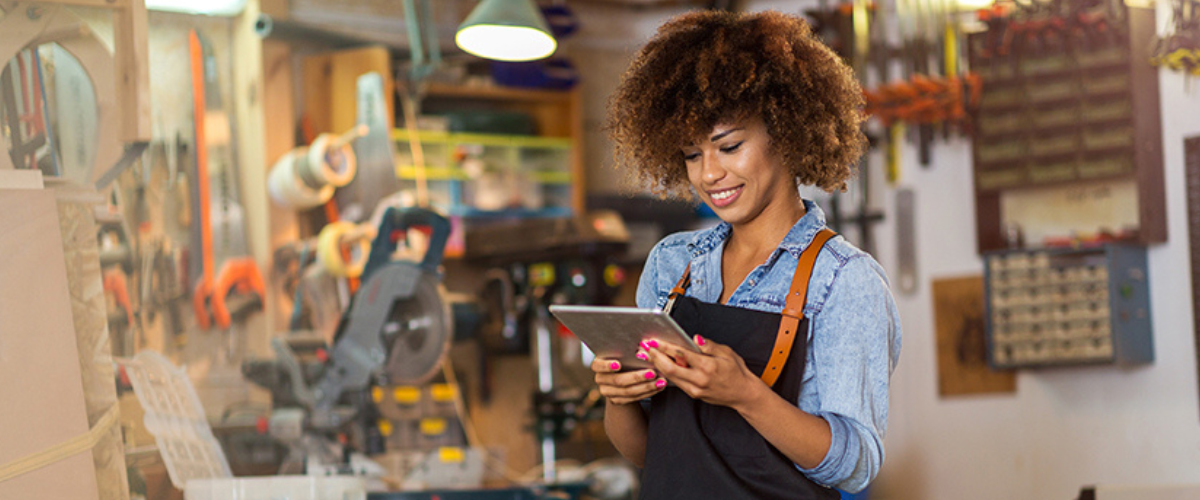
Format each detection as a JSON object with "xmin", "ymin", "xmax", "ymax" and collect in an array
[
  {"xmin": 298, "ymin": 45, "xmax": 587, "ymax": 214},
  {"xmin": 389, "ymin": 129, "xmax": 572, "ymax": 149},
  {"xmin": 424, "ymin": 83, "xmax": 574, "ymax": 104},
  {"xmin": 417, "ymin": 84, "xmax": 585, "ymax": 213}
]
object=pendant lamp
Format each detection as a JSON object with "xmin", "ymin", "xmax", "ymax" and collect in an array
[{"xmin": 456, "ymin": 0, "xmax": 557, "ymax": 62}]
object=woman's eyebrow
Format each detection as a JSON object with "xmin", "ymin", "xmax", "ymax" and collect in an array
[{"xmin": 710, "ymin": 128, "xmax": 743, "ymax": 142}]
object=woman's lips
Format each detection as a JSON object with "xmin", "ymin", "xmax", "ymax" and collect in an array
[{"xmin": 708, "ymin": 185, "xmax": 743, "ymax": 208}]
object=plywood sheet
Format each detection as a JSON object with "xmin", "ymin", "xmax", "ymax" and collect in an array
[
  {"xmin": 56, "ymin": 192, "xmax": 129, "ymax": 500},
  {"xmin": 933, "ymin": 275, "xmax": 1016, "ymax": 397},
  {"xmin": 0, "ymin": 188, "xmax": 99, "ymax": 500},
  {"xmin": 0, "ymin": 169, "xmax": 45, "ymax": 189}
]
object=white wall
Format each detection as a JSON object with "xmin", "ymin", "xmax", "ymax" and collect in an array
[
  {"xmin": 574, "ymin": 1, "xmax": 1200, "ymax": 498},
  {"xmin": 566, "ymin": 3, "xmax": 690, "ymax": 194},
  {"xmin": 868, "ymin": 2, "xmax": 1200, "ymax": 497}
]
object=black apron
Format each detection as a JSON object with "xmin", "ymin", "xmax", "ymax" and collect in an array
[{"xmin": 639, "ymin": 229, "xmax": 839, "ymax": 500}]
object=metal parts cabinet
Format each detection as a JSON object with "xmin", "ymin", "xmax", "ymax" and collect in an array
[{"xmin": 984, "ymin": 244, "xmax": 1153, "ymax": 368}]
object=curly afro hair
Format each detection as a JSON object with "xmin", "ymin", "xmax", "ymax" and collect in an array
[{"xmin": 607, "ymin": 10, "xmax": 867, "ymax": 197}]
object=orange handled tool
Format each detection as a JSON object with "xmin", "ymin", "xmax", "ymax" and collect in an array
[
  {"xmin": 103, "ymin": 269, "xmax": 135, "ymax": 327},
  {"xmin": 194, "ymin": 257, "xmax": 265, "ymax": 330}
]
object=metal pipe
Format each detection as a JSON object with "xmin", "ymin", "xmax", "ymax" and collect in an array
[{"xmin": 532, "ymin": 287, "xmax": 556, "ymax": 482}]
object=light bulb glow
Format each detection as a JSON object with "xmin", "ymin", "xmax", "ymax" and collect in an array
[
  {"xmin": 955, "ymin": 0, "xmax": 996, "ymax": 10},
  {"xmin": 146, "ymin": 0, "xmax": 247, "ymax": 16},
  {"xmin": 456, "ymin": 25, "xmax": 556, "ymax": 62}
]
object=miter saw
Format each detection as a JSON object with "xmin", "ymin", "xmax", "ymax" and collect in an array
[{"xmin": 242, "ymin": 206, "xmax": 454, "ymax": 468}]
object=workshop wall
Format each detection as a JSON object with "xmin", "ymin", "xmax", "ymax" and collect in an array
[
  {"xmin": 573, "ymin": 1, "xmax": 1200, "ymax": 499},
  {"xmin": 866, "ymin": 1, "xmax": 1200, "ymax": 497},
  {"xmin": 568, "ymin": 3, "xmax": 686, "ymax": 195},
  {"xmin": 72, "ymin": 4, "xmax": 273, "ymax": 417}
]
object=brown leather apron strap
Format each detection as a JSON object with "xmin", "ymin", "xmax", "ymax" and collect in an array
[
  {"xmin": 761, "ymin": 229, "xmax": 837, "ymax": 388},
  {"xmin": 664, "ymin": 262, "xmax": 691, "ymax": 314}
]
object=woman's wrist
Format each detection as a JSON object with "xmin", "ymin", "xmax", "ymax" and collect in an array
[
  {"xmin": 730, "ymin": 373, "xmax": 772, "ymax": 417},
  {"xmin": 607, "ymin": 396, "xmax": 645, "ymax": 410}
]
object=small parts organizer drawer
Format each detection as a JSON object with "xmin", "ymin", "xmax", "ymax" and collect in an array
[{"xmin": 984, "ymin": 244, "xmax": 1153, "ymax": 368}]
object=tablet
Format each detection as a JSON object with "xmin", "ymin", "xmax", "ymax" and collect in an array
[{"xmin": 549, "ymin": 304, "xmax": 700, "ymax": 371}]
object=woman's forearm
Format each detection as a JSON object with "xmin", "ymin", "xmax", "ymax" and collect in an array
[
  {"xmin": 733, "ymin": 381, "xmax": 832, "ymax": 469},
  {"xmin": 604, "ymin": 400, "xmax": 650, "ymax": 467}
]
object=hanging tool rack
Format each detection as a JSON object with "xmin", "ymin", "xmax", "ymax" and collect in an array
[
  {"xmin": 968, "ymin": 0, "xmax": 1166, "ymax": 253},
  {"xmin": 1150, "ymin": 0, "xmax": 1200, "ymax": 76}
]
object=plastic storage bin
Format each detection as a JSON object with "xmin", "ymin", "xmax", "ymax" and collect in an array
[
  {"xmin": 125, "ymin": 352, "xmax": 368, "ymax": 499},
  {"xmin": 184, "ymin": 476, "xmax": 366, "ymax": 500},
  {"xmin": 123, "ymin": 351, "xmax": 233, "ymax": 487}
]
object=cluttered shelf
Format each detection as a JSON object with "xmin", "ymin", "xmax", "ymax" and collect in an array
[
  {"xmin": 423, "ymin": 82, "xmax": 575, "ymax": 105},
  {"xmin": 414, "ymin": 83, "xmax": 585, "ymax": 212},
  {"xmin": 389, "ymin": 129, "xmax": 573, "ymax": 150}
]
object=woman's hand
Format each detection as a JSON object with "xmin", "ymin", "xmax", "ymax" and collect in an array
[
  {"xmin": 591, "ymin": 358, "xmax": 667, "ymax": 405},
  {"xmin": 644, "ymin": 335, "xmax": 765, "ymax": 410}
]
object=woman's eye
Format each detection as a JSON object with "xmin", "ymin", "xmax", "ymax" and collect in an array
[
  {"xmin": 683, "ymin": 152, "xmax": 701, "ymax": 161},
  {"xmin": 720, "ymin": 142, "xmax": 743, "ymax": 154}
]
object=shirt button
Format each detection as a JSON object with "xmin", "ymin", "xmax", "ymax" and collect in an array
[{"xmin": 749, "ymin": 279, "xmax": 756, "ymax": 286}]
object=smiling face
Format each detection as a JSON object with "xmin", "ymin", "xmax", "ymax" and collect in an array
[{"xmin": 682, "ymin": 117, "xmax": 801, "ymax": 228}]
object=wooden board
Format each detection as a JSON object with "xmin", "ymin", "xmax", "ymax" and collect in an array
[
  {"xmin": 114, "ymin": 0, "xmax": 152, "ymax": 143},
  {"xmin": 0, "ymin": 169, "xmax": 46, "ymax": 189},
  {"xmin": 932, "ymin": 275, "xmax": 1016, "ymax": 397},
  {"xmin": 1184, "ymin": 135, "xmax": 1200, "ymax": 421},
  {"xmin": 302, "ymin": 45, "xmax": 392, "ymax": 136},
  {"xmin": 263, "ymin": 39, "xmax": 301, "ymax": 332},
  {"xmin": 0, "ymin": 188, "xmax": 99, "ymax": 500}
]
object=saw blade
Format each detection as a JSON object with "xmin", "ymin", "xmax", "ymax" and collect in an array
[
  {"xmin": 348, "ymin": 263, "xmax": 451, "ymax": 385},
  {"xmin": 382, "ymin": 270, "xmax": 451, "ymax": 384}
]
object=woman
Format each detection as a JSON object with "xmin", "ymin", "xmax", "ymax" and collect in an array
[{"xmin": 591, "ymin": 10, "xmax": 902, "ymax": 498}]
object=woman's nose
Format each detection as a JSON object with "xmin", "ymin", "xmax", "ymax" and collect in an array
[{"xmin": 700, "ymin": 151, "xmax": 725, "ymax": 182}]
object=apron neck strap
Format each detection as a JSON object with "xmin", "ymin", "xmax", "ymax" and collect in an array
[
  {"xmin": 664, "ymin": 263, "xmax": 691, "ymax": 314},
  {"xmin": 782, "ymin": 228, "xmax": 837, "ymax": 320},
  {"xmin": 762, "ymin": 228, "xmax": 837, "ymax": 387}
]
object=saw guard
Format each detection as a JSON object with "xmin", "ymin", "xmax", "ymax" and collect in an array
[{"xmin": 312, "ymin": 264, "xmax": 452, "ymax": 426}]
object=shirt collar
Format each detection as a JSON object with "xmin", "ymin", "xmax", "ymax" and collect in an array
[{"xmin": 687, "ymin": 199, "xmax": 827, "ymax": 258}]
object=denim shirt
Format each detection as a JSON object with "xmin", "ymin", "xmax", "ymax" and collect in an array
[{"xmin": 635, "ymin": 199, "xmax": 902, "ymax": 493}]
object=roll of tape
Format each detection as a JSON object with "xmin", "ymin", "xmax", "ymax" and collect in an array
[
  {"xmin": 317, "ymin": 221, "xmax": 373, "ymax": 278},
  {"xmin": 269, "ymin": 148, "xmax": 335, "ymax": 210},
  {"xmin": 310, "ymin": 133, "xmax": 358, "ymax": 188},
  {"xmin": 294, "ymin": 145, "xmax": 328, "ymax": 190}
]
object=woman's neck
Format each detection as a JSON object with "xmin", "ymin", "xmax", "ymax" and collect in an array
[{"xmin": 726, "ymin": 197, "xmax": 807, "ymax": 259}]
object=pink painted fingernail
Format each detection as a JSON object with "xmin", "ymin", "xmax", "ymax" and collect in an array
[
  {"xmin": 655, "ymin": 379, "xmax": 667, "ymax": 389},
  {"xmin": 636, "ymin": 352, "xmax": 649, "ymax": 361},
  {"xmin": 646, "ymin": 339, "xmax": 659, "ymax": 349},
  {"xmin": 610, "ymin": 361, "xmax": 620, "ymax": 370},
  {"xmin": 643, "ymin": 370, "xmax": 656, "ymax": 379},
  {"xmin": 696, "ymin": 335, "xmax": 706, "ymax": 346}
]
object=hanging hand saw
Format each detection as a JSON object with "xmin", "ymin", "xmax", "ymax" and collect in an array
[{"xmin": 188, "ymin": 29, "xmax": 264, "ymax": 332}]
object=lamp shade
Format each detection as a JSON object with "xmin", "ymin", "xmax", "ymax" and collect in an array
[{"xmin": 456, "ymin": 0, "xmax": 557, "ymax": 62}]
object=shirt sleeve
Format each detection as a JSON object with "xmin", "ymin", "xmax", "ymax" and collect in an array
[
  {"xmin": 635, "ymin": 240, "xmax": 664, "ymax": 310},
  {"xmin": 635, "ymin": 242, "xmax": 666, "ymax": 413},
  {"xmin": 797, "ymin": 255, "xmax": 901, "ymax": 493}
]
